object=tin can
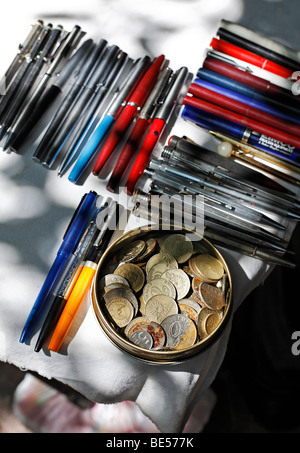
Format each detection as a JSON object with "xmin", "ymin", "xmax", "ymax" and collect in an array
[{"xmin": 91, "ymin": 225, "xmax": 232, "ymax": 364}]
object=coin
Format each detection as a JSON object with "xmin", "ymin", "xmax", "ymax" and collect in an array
[
  {"xmin": 161, "ymin": 314, "xmax": 197, "ymax": 350},
  {"xmin": 124, "ymin": 318, "xmax": 166, "ymax": 350},
  {"xmin": 143, "ymin": 278, "xmax": 177, "ymax": 303},
  {"xmin": 145, "ymin": 294, "xmax": 178, "ymax": 324},
  {"xmin": 161, "ymin": 234, "xmax": 194, "ymax": 264},
  {"xmin": 106, "ymin": 297, "xmax": 134, "ymax": 328},
  {"xmin": 178, "ymin": 303, "xmax": 199, "ymax": 322},
  {"xmin": 104, "ymin": 287, "xmax": 139, "ymax": 316},
  {"xmin": 194, "ymin": 254, "xmax": 224, "ymax": 282},
  {"xmin": 114, "ymin": 263, "xmax": 145, "ymax": 293},
  {"xmin": 199, "ymin": 282, "xmax": 226, "ymax": 311},
  {"xmin": 192, "ymin": 276, "xmax": 203, "ymax": 292},
  {"xmin": 99, "ymin": 273, "xmax": 130, "ymax": 291},
  {"xmin": 160, "ymin": 268, "xmax": 191, "ymax": 300},
  {"xmin": 197, "ymin": 307, "xmax": 223, "ymax": 338},
  {"xmin": 146, "ymin": 252, "xmax": 178, "ymax": 274},
  {"xmin": 129, "ymin": 330, "xmax": 153, "ymax": 349},
  {"xmin": 117, "ymin": 240, "xmax": 146, "ymax": 263},
  {"xmin": 147, "ymin": 262, "xmax": 177, "ymax": 282},
  {"xmin": 135, "ymin": 238, "xmax": 157, "ymax": 263}
]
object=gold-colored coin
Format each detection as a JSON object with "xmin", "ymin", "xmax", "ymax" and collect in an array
[
  {"xmin": 145, "ymin": 294, "xmax": 178, "ymax": 324},
  {"xmin": 114, "ymin": 263, "xmax": 145, "ymax": 293},
  {"xmin": 98, "ymin": 273, "xmax": 130, "ymax": 292},
  {"xmin": 135, "ymin": 238, "xmax": 157, "ymax": 263},
  {"xmin": 146, "ymin": 252, "xmax": 178, "ymax": 274},
  {"xmin": 143, "ymin": 278, "xmax": 177, "ymax": 303},
  {"xmin": 161, "ymin": 314, "xmax": 197, "ymax": 350},
  {"xmin": 199, "ymin": 282, "xmax": 226, "ymax": 311},
  {"xmin": 117, "ymin": 240, "xmax": 146, "ymax": 263},
  {"xmin": 147, "ymin": 262, "xmax": 177, "ymax": 282},
  {"xmin": 106, "ymin": 297, "xmax": 134, "ymax": 328},
  {"xmin": 197, "ymin": 307, "xmax": 223, "ymax": 338},
  {"xmin": 192, "ymin": 276, "xmax": 203, "ymax": 292},
  {"xmin": 160, "ymin": 268, "xmax": 191, "ymax": 300},
  {"xmin": 161, "ymin": 234, "xmax": 194, "ymax": 264},
  {"xmin": 104, "ymin": 287, "xmax": 139, "ymax": 316},
  {"xmin": 194, "ymin": 254, "xmax": 224, "ymax": 282}
]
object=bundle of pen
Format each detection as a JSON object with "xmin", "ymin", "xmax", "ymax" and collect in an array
[
  {"xmin": 131, "ymin": 135, "xmax": 300, "ymax": 268},
  {"xmin": 181, "ymin": 19, "xmax": 300, "ymax": 186},
  {"xmin": 1, "ymin": 20, "xmax": 190, "ymax": 191},
  {"xmin": 19, "ymin": 191, "xmax": 120, "ymax": 352}
]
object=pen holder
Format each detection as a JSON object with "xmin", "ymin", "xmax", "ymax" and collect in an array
[{"xmin": 91, "ymin": 225, "xmax": 232, "ymax": 364}]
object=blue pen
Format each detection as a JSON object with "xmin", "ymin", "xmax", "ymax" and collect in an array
[
  {"xmin": 182, "ymin": 104, "xmax": 300, "ymax": 167},
  {"xmin": 19, "ymin": 190, "xmax": 98, "ymax": 344},
  {"xmin": 196, "ymin": 70, "xmax": 300, "ymax": 126},
  {"xmin": 68, "ymin": 56, "xmax": 150, "ymax": 184}
]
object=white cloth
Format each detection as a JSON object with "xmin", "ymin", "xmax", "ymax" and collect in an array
[{"xmin": 0, "ymin": 0, "xmax": 299, "ymax": 433}]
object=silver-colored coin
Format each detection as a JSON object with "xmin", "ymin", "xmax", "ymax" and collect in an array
[
  {"xmin": 146, "ymin": 253, "xmax": 178, "ymax": 274},
  {"xmin": 160, "ymin": 268, "xmax": 191, "ymax": 300},
  {"xmin": 143, "ymin": 278, "xmax": 177, "ymax": 303},
  {"xmin": 129, "ymin": 330, "xmax": 154, "ymax": 349},
  {"xmin": 99, "ymin": 273, "xmax": 130, "ymax": 291},
  {"xmin": 161, "ymin": 314, "xmax": 197, "ymax": 350},
  {"xmin": 161, "ymin": 234, "xmax": 194, "ymax": 264},
  {"xmin": 147, "ymin": 262, "xmax": 177, "ymax": 282},
  {"xmin": 104, "ymin": 287, "xmax": 139, "ymax": 316},
  {"xmin": 117, "ymin": 240, "xmax": 146, "ymax": 263}
]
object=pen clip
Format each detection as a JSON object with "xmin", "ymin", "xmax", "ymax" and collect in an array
[{"xmin": 207, "ymin": 50, "xmax": 253, "ymax": 73}]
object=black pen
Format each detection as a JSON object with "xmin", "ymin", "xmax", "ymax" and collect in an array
[
  {"xmin": 42, "ymin": 44, "xmax": 121, "ymax": 167},
  {"xmin": 3, "ymin": 25, "xmax": 84, "ymax": 151},
  {"xmin": 8, "ymin": 39, "xmax": 95, "ymax": 152},
  {"xmin": 57, "ymin": 51, "xmax": 128, "ymax": 176},
  {"xmin": 32, "ymin": 38, "xmax": 107, "ymax": 163},
  {"xmin": 0, "ymin": 25, "xmax": 64, "ymax": 141}
]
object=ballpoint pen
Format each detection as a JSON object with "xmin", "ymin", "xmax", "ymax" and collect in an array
[
  {"xmin": 48, "ymin": 198, "xmax": 118, "ymax": 352},
  {"xmin": 2, "ymin": 20, "xmax": 45, "ymax": 89},
  {"xmin": 57, "ymin": 51, "xmax": 128, "ymax": 176},
  {"xmin": 187, "ymin": 82, "xmax": 300, "ymax": 138},
  {"xmin": 202, "ymin": 56, "xmax": 300, "ymax": 108},
  {"xmin": 182, "ymin": 104, "xmax": 300, "ymax": 168},
  {"xmin": 42, "ymin": 44, "xmax": 121, "ymax": 167},
  {"xmin": 210, "ymin": 38, "xmax": 294, "ymax": 79},
  {"xmin": 0, "ymin": 24, "xmax": 50, "ymax": 122},
  {"xmin": 216, "ymin": 28, "xmax": 300, "ymax": 72},
  {"xmin": 3, "ymin": 25, "xmax": 84, "ymax": 151},
  {"xmin": 206, "ymin": 49, "xmax": 293, "ymax": 91},
  {"xmin": 106, "ymin": 66, "xmax": 173, "ymax": 193},
  {"xmin": 196, "ymin": 71, "xmax": 300, "ymax": 124},
  {"xmin": 33, "ymin": 38, "xmax": 107, "ymax": 163},
  {"xmin": 68, "ymin": 55, "xmax": 151, "ymax": 184},
  {"xmin": 125, "ymin": 66, "xmax": 189, "ymax": 195},
  {"xmin": 19, "ymin": 191, "xmax": 98, "ymax": 344},
  {"xmin": 183, "ymin": 93, "xmax": 300, "ymax": 149},
  {"xmin": 92, "ymin": 54, "xmax": 165, "ymax": 176},
  {"xmin": 220, "ymin": 19, "xmax": 300, "ymax": 64},
  {"xmin": 34, "ymin": 197, "xmax": 108, "ymax": 352},
  {"xmin": 0, "ymin": 25, "xmax": 64, "ymax": 141},
  {"xmin": 8, "ymin": 39, "xmax": 95, "ymax": 152}
]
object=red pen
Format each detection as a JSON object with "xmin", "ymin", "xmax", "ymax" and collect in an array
[
  {"xmin": 106, "ymin": 67, "xmax": 172, "ymax": 193},
  {"xmin": 126, "ymin": 67, "xmax": 189, "ymax": 195},
  {"xmin": 210, "ymin": 37, "xmax": 293, "ymax": 79},
  {"xmin": 92, "ymin": 55, "xmax": 165, "ymax": 175},
  {"xmin": 183, "ymin": 95, "xmax": 300, "ymax": 148}
]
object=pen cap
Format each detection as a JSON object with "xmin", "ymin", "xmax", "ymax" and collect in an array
[
  {"xmin": 156, "ymin": 67, "xmax": 189, "ymax": 120},
  {"xmin": 129, "ymin": 55, "xmax": 165, "ymax": 106}
]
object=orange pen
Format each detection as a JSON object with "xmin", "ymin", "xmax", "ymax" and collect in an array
[{"xmin": 48, "ymin": 200, "xmax": 118, "ymax": 352}]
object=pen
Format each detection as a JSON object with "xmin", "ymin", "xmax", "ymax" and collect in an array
[
  {"xmin": 19, "ymin": 191, "xmax": 98, "ymax": 344},
  {"xmin": 42, "ymin": 44, "xmax": 121, "ymax": 167},
  {"xmin": 210, "ymin": 37, "xmax": 294, "ymax": 79},
  {"xmin": 207, "ymin": 50, "xmax": 294, "ymax": 91},
  {"xmin": 216, "ymin": 28, "xmax": 300, "ymax": 72},
  {"xmin": 33, "ymin": 38, "xmax": 107, "ymax": 163},
  {"xmin": 182, "ymin": 103, "xmax": 300, "ymax": 167},
  {"xmin": 106, "ymin": 66, "xmax": 173, "ymax": 193},
  {"xmin": 196, "ymin": 71, "xmax": 300, "ymax": 125},
  {"xmin": 125, "ymin": 66, "xmax": 189, "ymax": 195},
  {"xmin": 57, "ymin": 51, "xmax": 128, "ymax": 176},
  {"xmin": 202, "ymin": 56, "xmax": 300, "ymax": 108},
  {"xmin": 0, "ymin": 25, "xmax": 64, "ymax": 141},
  {"xmin": 92, "ymin": 54, "xmax": 165, "ymax": 176},
  {"xmin": 68, "ymin": 55, "xmax": 151, "ymax": 184},
  {"xmin": 34, "ymin": 197, "xmax": 108, "ymax": 352},
  {"xmin": 3, "ymin": 25, "xmax": 84, "ymax": 152},
  {"xmin": 48, "ymin": 198, "xmax": 118, "ymax": 352},
  {"xmin": 220, "ymin": 20, "xmax": 300, "ymax": 64}
]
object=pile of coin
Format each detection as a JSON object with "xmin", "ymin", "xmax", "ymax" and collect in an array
[{"xmin": 97, "ymin": 233, "xmax": 228, "ymax": 352}]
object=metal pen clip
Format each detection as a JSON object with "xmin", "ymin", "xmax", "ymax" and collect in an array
[{"xmin": 207, "ymin": 50, "xmax": 253, "ymax": 73}]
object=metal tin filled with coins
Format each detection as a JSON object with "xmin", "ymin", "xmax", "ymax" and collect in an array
[{"xmin": 92, "ymin": 225, "xmax": 232, "ymax": 364}]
